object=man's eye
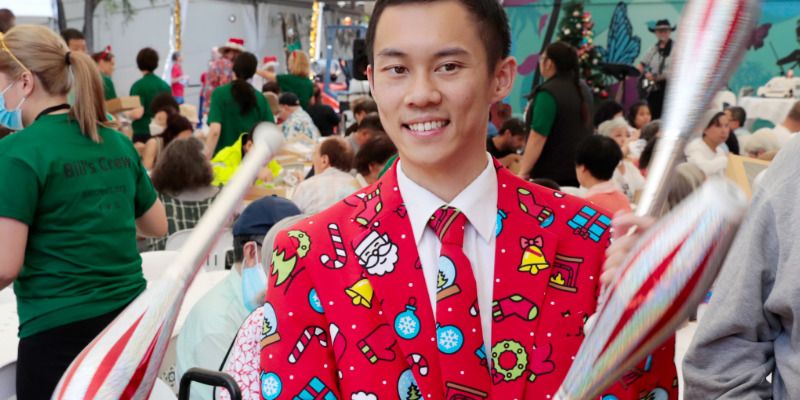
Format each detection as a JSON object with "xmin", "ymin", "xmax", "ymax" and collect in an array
[
  {"xmin": 438, "ymin": 63, "xmax": 460, "ymax": 73},
  {"xmin": 388, "ymin": 66, "xmax": 407, "ymax": 74}
]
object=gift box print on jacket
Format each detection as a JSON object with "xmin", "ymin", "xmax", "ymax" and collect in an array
[{"xmin": 259, "ymin": 160, "xmax": 677, "ymax": 399}]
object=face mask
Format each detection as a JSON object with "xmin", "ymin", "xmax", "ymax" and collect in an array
[
  {"xmin": 240, "ymin": 241, "xmax": 267, "ymax": 312},
  {"xmin": 149, "ymin": 121, "xmax": 165, "ymax": 136},
  {"xmin": 0, "ymin": 81, "xmax": 26, "ymax": 131}
]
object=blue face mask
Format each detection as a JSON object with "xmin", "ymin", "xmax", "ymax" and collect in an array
[
  {"xmin": 241, "ymin": 262, "xmax": 267, "ymax": 312},
  {"xmin": 0, "ymin": 81, "xmax": 25, "ymax": 131}
]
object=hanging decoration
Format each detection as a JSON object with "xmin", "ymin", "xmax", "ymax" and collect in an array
[
  {"xmin": 162, "ymin": 0, "xmax": 189, "ymax": 83},
  {"xmin": 557, "ymin": 1, "xmax": 608, "ymax": 99},
  {"xmin": 309, "ymin": 1, "xmax": 321, "ymax": 61}
]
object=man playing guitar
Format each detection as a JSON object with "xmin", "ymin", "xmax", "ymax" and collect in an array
[{"xmin": 638, "ymin": 19, "xmax": 675, "ymax": 119}]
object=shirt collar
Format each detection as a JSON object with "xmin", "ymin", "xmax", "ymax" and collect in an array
[
  {"xmin": 396, "ymin": 153, "xmax": 498, "ymax": 245},
  {"xmin": 584, "ymin": 180, "xmax": 621, "ymax": 197}
]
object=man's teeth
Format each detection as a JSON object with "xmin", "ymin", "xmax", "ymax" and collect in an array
[{"xmin": 409, "ymin": 121, "xmax": 445, "ymax": 132}]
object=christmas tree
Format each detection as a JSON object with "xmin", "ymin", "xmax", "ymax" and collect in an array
[
  {"xmin": 557, "ymin": 1, "xmax": 608, "ymax": 99},
  {"xmin": 407, "ymin": 384, "xmax": 422, "ymax": 400}
]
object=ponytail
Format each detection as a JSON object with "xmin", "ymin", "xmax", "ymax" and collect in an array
[
  {"xmin": 68, "ymin": 50, "xmax": 108, "ymax": 142},
  {"xmin": 0, "ymin": 25, "xmax": 108, "ymax": 142},
  {"xmin": 231, "ymin": 52, "xmax": 258, "ymax": 115}
]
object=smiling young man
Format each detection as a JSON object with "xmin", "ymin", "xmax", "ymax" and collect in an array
[{"xmin": 259, "ymin": 0, "xmax": 675, "ymax": 398}]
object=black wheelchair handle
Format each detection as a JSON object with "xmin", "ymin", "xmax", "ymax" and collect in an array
[{"xmin": 178, "ymin": 368, "xmax": 242, "ymax": 400}]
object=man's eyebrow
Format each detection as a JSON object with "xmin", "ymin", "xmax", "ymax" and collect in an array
[
  {"xmin": 375, "ymin": 48, "xmax": 406, "ymax": 58},
  {"xmin": 434, "ymin": 47, "xmax": 470, "ymax": 58}
]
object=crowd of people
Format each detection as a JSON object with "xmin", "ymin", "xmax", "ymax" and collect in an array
[{"xmin": 0, "ymin": 2, "xmax": 799, "ymax": 399}]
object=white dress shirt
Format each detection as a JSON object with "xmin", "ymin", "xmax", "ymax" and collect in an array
[
  {"xmin": 291, "ymin": 167, "xmax": 360, "ymax": 214},
  {"xmin": 685, "ymin": 137, "xmax": 728, "ymax": 178},
  {"xmin": 396, "ymin": 154, "xmax": 497, "ymax": 355},
  {"xmin": 771, "ymin": 124, "xmax": 796, "ymax": 147}
]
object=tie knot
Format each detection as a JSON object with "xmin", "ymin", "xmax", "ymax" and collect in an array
[{"xmin": 428, "ymin": 206, "xmax": 467, "ymax": 246}]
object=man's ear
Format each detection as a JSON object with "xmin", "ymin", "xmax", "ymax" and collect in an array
[
  {"xmin": 491, "ymin": 56, "xmax": 517, "ymax": 103},
  {"xmin": 367, "ymin": 64, "xmax": 376, "ymax": 97},
  {"xmin": 321, "ymin": 154, "xmax": 331, "ymax": 168}
]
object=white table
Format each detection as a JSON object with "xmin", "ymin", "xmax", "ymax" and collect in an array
[{"xmin": 738, "ymin": 96, "xmax": 797, "ymax": 129}]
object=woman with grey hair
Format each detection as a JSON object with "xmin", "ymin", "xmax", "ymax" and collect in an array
[{"xmin": 597, "ymin": 118, "xmax": 646, "ymax": 202}]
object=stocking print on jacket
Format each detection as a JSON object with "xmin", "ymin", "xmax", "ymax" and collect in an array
[{"xmin": 259, "ymin": 160, "xmax": 677, "ymax": 399}]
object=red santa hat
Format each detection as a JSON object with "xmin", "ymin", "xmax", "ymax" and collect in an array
[
  {"xmin": 262, "ymin": 55, "xmax": 279, "ymax": 68},
  {"xmin": 221, "ymin": 37, "xmax": 246, "ymax": 52}
]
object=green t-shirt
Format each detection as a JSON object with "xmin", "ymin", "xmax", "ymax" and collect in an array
[
  {"xmin": 277, "ymin": 74, "xmax": 314, "ymax": 110},
  {"xmin": 530, "ymin": 91, "xmax": 557, "ymax": 137},
  {"xmin": 102, "ymin": 74, "xmax": 118, "ymax": 101},
  {"xmin": 0, "ymin": 114, "xmax": 157, "ymax": 338},
  {"xmin": 130, "ymin": 72, "xmax": 171, "ymax": 136},
  {"xmin": 208, "ymin": 82, "xmax": 274, "ymax": 156}
]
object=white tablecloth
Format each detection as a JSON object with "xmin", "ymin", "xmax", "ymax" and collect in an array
[{"xmin": 738, "ymin": 96, "xmax": 797, "ymax": 128}]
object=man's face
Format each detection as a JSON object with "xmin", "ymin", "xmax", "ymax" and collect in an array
[
  {"xmin": 67, "ymin": 39, "xmax": 87, "ymax": 53},
  {"xmin": 368, "ymin": 0, "xmax": 515, "ymax": 173},
  {"xmin": 279, "ymin": 105, "xmax": 293, "ymax": 121},
  {"xmin": 509, "ymin": 134, "xmax": 526, "ymax": 152},
  {"xmin": 655, "ymin": 28, "xmax": 671, "ymax": 43}
]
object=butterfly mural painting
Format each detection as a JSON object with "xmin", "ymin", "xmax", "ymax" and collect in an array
[{"xmin": 596, "ymin": 2, "xmax": 641, "ymax": 65}]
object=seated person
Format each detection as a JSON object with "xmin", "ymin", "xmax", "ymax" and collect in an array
[
  {"xmin": 486, "ymin": 117, "xmax": 528, "ymax": 167},
  {"xmin": 210, "ymin": 129, "xmax": 278, "ymax": 187},
  {"xmin": 598, "ymin": 118, "xmax": 646, "ymax": 202},
  {"xmin": 593, "ymin": 99, "xmax": 624, "ymax": 129},
  {"xmin": 143, "ymin": 113, "xmax": 194, "ymax": 170},
  {"xmin": 291, "ymin": 137, "xmax": 360, "ymax": 214},
  {"xmin": 575, "ymin": 135, "xmax": 632, "ymax": 215},
  {"xmin": 175, "ymin": 195, "xmax": 301, "ymax": 400},
  {"xmin": 345, "ymin": 97, "xmax": 378, "ymax": 135},
  {"xmin": 348, "ymin": 112, "xmax": 384, "ymax": 153},
  {"xmin": 277, "ymin": 92, "xmax": 320, "ymax": 141},
  {"xmin": 724, "ymin": 106, "xmax": 749, "ymax": 137},
  {"xmin": 307, "ymin": 86, "xmax": 341, "ymax": 137},
  {"xmin": 355, "ymin": 134, "xmax": 397, "ymax": 187},
  {"xmin": 685, "ymin": 111, "xmax": 730, "ymax": 178},
  {"xmin": 216, "ymin": 213, "xmax": 308, "ymax": 400},
  {"xmin": 146, "ymin": 138, "xmax": 220, "ymax": 251},
  {"xmin": 742, "ymin": 129, "xmax": 780, "ymax": 160}
]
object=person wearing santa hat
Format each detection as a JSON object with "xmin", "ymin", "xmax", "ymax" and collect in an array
[
  {"xmin": 252, "ymin": 55, "xmax": 279, "ymax": 93},
  {"xmin": 203, "ymin": 37, "xmax": 245, "ymax": 113}
]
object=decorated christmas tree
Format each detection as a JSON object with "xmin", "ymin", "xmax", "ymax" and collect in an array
[
  {"xmin": 407, "ymin": 384, "xmax": 422, "ymax": 400},
  {"xmin": 557, "ymin": 1, "xmax": 608, "ymax": 99}
]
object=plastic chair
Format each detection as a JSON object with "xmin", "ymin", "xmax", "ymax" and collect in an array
[
  {"xmin": 0, "ymin": 361, "xmax": 14, "ymax": 400},
  {"xmin": 165, "ymin": 229, "xmax": 233, "ymax": 271},
  {"xmin": 141, "ymin": 251, "xmax": 179, "ymax": 282},
  {"xmin": 164, "ymin": 229, "xmax": 194, "ymax": 251}
]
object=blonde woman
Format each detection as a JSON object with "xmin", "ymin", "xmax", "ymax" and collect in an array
[
  {"xmin": 0, "ymin": 25, "xmax": 166, "ymax": 399},
  {"xmin": 257, "ymin": 50, "xmax": 314, "ymax": 109}
]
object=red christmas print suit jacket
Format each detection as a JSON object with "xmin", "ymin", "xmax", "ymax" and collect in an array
[{"xmin": 260, "ymin": 160, "xmax": 677, "ymax": 399}]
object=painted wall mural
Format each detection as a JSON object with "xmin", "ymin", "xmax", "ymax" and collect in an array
[{"xmin": 506, "ymin": 0, "xmax": 800, "ymax": 114}]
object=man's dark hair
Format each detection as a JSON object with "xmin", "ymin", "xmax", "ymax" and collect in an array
[
  {"xmin": 0, "ymin": 9, "xmax": 15, "ymax": 34},
  {"xmin": 61, "ymin": 28, "xmax": 84, "ymax": 45},
  {"xmin": 151, "ymin": 138, "xmax": 214, "ymax": 195},
  {"xmin": 593, "ymin": 100, "xmax": 624, "ymax": 128},
  {"xmin": 262, "ymin": 81, "xmax": 281, "ymax": 95},
  {"xmin": 499, "ymin": 117, "xmax": 528, "ymax": 138},
  {"xmin": 150, "ymin": 92, "xmax": 180, "ymax": 116},
  {"xmin": 232, "ymin": 52, "xmax": 258, "ymax": 114},
  {"xmin": 136, "ymin": 47, "xmax": 159, "ymax": 72},
  {"xmin": 320, "ymin": 137, "xmax": 354, "ymax": 171},
  {"xmin": 172, "ymin": 51, "xmax": 181, "ymax": 62},
  {"xmin": 366, "ymin": 0, "xmax": 511, "ymax": 71},
  {"xmin": 358, "ymin": 113, "xmax": 384, "ymax": 135},
  {"xmin": 725, "ymin": 106, "xmax": 746, "ymax": 127},
  {"xmin": 352, "ymin": 98, "xmax": 378, "ymax": 115},
  {"xmin": 355, "ymin": 135, "xmax": 397, "ymax": 176},
  {"xmin": 531, "ymin": 178, "xmax": 560, "ymax": 191},
  {"xmin": 575, "ymin": 135, "xmax": 622, "ymax": 181}
]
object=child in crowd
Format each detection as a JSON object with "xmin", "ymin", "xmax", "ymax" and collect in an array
[{"xmin": 576, "ymin": 135, "xmax": 632, "ymax": 215}]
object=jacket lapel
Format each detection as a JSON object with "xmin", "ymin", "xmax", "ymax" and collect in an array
[
  {"xmin": 348, "ymin": 164, "xmax": 445, "ymax": 399},
  {"xmin": 489, "ymin": 163, "xmax": 561, "ymax": 399}
]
